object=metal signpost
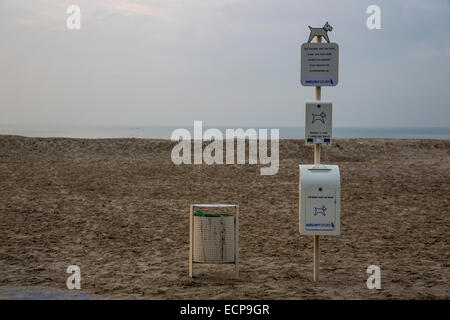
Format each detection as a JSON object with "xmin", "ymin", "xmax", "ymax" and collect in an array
[{"xmin": 300, "ymin": 23, "xmax": 340, "ymax": 282}]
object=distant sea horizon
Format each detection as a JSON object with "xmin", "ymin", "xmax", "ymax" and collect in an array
[{"xmin": 0, "ymin": 125, "xmax": 449, "ymax": 140}]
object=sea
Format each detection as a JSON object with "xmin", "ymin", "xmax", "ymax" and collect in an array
[{"xmin": 0, "ymin": 125, "xmax": 449, "ymax": 140}]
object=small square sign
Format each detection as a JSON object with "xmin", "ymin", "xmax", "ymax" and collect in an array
[
  {"xmin": 305, "ymin": 186, "xmax": 336, "ymax": 231},
  {"xmin": 305, "ymin": 101, "xmax": 332, "ymax": 146}
]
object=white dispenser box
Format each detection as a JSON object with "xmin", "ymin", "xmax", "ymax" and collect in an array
[
  {"xmin": 299, "ymin": 165, "xmax": 340, "ymax": 235},
  {"xmin": 305, "ymin": 101, "xmax": 332, "ymax": 146}
]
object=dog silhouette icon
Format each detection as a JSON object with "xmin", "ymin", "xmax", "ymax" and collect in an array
[
  {"xmin": 312, "ymin": 112, "xmax": 326, "ymax": 124},
  {"xmin": 314, "ymin": 206, "xmax": 327, "ymax": 216},
  {"xmin": 308, "ymin": 22, "xmax": 333, "ymax": 43}
]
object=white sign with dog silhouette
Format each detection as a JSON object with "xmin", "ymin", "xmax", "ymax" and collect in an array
[
  {"xmin": 305, "ymin": 102, "xmax": 332, "ymax": 146},
  {"xmin": 301, "ymin": 42, "xmax": 339, "ymax": 86}
]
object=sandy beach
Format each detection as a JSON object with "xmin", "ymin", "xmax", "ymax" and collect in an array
[{"xmin": 0, "ymin": 135, "xmax": 448, "ymax": 299}]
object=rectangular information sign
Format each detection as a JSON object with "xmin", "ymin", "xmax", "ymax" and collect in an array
[{"xmin": 301, "ymin": 43, "xmax": 339, "ymax": 86}]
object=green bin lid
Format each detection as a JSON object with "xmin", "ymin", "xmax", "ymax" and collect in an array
[{"xmin": 194, "ymin": 210, "xmax": 224, "ymax": 217}]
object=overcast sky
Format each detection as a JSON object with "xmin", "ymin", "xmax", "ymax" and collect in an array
[{"xmin": 0, "ymin": 0, "xmax": 449, "ymax": 127}]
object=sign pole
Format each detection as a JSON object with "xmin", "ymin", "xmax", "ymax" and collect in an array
[
  {"xmin": 300, "ymin": 24, "xmax": 339, "ymax": 282},
  {"xmin": 313, "ymin": 35, "xmax": 322, "ymax": 282},
  {"xmin": 313, "ymin": 235, "xmax": 320, "ymax": 281}
]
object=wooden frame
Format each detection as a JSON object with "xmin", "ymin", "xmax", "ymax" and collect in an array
[{"xmin": 189, "ymin": 204, "xmax": 239, "ymax": 279}]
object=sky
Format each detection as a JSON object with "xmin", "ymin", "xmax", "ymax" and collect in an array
[{"xmin": 0, "ymin": 0, "xmax": 449, "ymax": 128}]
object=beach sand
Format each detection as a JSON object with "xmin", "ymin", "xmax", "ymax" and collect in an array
[{"xmin": 0, "ymin": 135, "xmax": 448, "ymax": 299}]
